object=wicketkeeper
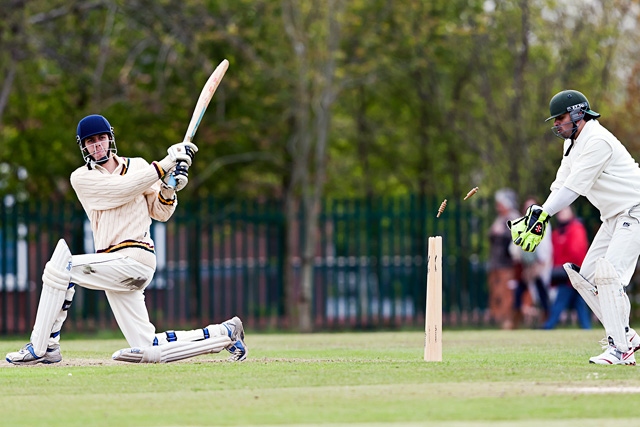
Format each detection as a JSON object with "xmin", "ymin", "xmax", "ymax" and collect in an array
[
  {"xmin": 508, "ymin": 90, "xmax": 640, "ymax": 365},
  {"xmin": 6, "ymin": 115, "xmax": 247, "ymax": 365}
]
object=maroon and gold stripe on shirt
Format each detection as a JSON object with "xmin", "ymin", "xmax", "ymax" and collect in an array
[
  {"xmin": 97, "ymin": 240, "xmax": 155, "ymax": 254},
  {"xmin": 120, "ymin": 157, "xmax": 130, "ymax": 175},
  {"xmin": 158, "ymin": 192, "xmax": 175, "ymax": 206},
  {"xmin": 152, "ymin": 161, "xmax": 166, "ymax": 179}
]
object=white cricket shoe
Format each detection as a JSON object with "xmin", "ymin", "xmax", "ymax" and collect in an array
[
  {"xmin": 6, "ymin": 343, "xmax": 62, "ymax": 365},
  {"xmin": 589, "ymin": 345, "xmax": 636, "ymax": 366},
  {"xmin": 627, "ymin": 328, "xmax": 640, "ymax": 353},
  {"xmin": 223, "ymin": 316, "xmax": 248, "ymax": 362}
]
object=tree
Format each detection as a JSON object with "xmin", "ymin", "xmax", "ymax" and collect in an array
[{"xmin": 280, "ymin": 0, "xmax": 345, "ymax": 331}]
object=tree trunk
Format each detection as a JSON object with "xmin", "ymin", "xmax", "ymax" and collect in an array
[{"xmin": 282, "ymin": 0, "xmax": 342, "ymax": 331}]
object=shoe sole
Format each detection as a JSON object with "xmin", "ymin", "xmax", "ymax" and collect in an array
[
  {"xmin": 6, "ymin": 357, "xmax": 61, "ymax": 365},
  {"xmin": 589, "ymin": 361, "xmax": 636, "ymax": 365},
  {"xmin": 589, "ymin": 357, "xmax": 636, "ymax": 366}
]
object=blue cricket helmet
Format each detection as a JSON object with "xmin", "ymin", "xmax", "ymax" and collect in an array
[
  {"xmin": 76, "ymin": 115, "xmax": 114, "ymax": 144},
  {"xmin": 76, "ymin": 115, "xmax": 117, "ymax": 164}
]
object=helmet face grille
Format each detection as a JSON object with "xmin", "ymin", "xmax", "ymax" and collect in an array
[{"xmin": 79, "ymin": 137, "xmax": 117, "ymax": 164}]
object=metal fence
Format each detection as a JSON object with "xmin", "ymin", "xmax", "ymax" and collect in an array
[{"xmin": 0, "ymin": 194, "xmax": 608, "ymax": 334}]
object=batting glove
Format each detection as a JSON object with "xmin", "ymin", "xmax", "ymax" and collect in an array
[
  {"xmin": 513, "ymin": 205, "xmax": 550, "ymax": 252},
  {"xmin": 166, "ymin": 142, "xmax": 198, "ymax": 167},
  {"xmin": 172, "ymin": 162, "xmax": 190, "ymax": 191},
  {"xmin": 160, "ymin": 162, "xmax": 190, "ymax": 191}
]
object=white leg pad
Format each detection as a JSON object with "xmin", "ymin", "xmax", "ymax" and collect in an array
[
  {"xmin": 154, "ymin": 324, "xmax": 228, "ymax": 345},
  {"xmin": 564, "ymin": 263, "xmax": 602, "ymax": 322},
  {"xmin": 112, "ymin": 335, "xmax": 232, "ymax": 363},
  {"xmin": 30, "ymin": 239, "xmax": 72, "ymax": 355},
  {"xmin": 595, "ymin": 258, "xmax": 630, "ymax": 353}
]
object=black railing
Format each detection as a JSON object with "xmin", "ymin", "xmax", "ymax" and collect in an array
[{"xmin": 0, "ymin": 194, "xmax": 610, "ymax": 333}]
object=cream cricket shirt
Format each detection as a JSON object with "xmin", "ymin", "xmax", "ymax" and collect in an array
[
  {"xmin": 70, "ymin": 156, "xmax": 176, "ymax": 270},
  {"xmin": 550, "ymin": 120, "xmax": 640, "ymax": 220}
]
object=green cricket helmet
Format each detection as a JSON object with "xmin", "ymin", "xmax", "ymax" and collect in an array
[{"xmin": 545, "ymin": 90, "xmax": 600, "ymax": 122}]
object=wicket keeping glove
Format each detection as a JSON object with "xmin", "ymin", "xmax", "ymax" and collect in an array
[
  {"xmin": 506, "ymin": 216, "xmax": 528, "ymax": 243},
  {"xmin": 510, "ymin": 205, "xmax": 550, "ymax": 252}
]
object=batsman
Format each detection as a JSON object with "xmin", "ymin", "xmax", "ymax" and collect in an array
[
  {"xmin": 6, "ymin": 115, "xmax": 247, "ymax": 365},
  {"xmin": 509, "ymin": 90, "xmax": 640, "ymax": 365}
]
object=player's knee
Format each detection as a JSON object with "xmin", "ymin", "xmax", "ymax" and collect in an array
[
  {"xmin": 595, "ymin": 258, "xmax": 620, "ymax": 284},
  {"xmin": 42, "ymin": 261, "xmax": 71, "ymax": 291}
]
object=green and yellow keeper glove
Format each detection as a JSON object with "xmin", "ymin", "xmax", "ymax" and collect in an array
[
  {"xmin": 506, "ymin": 204, "xmax": 550, "ymax": 252},
  {"xmin": 507, "ymin": 216, "xmax": 527, "ymax": 243}
]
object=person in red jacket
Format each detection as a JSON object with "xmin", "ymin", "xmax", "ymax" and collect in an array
[{"xmin": 542, "ymin": 206, "xmax": 591, "ymax": 329}]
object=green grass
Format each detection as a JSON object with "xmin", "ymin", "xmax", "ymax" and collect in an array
[{"xmin": 2, "ymin": 329, "xmax": 640, "ymax": 426}]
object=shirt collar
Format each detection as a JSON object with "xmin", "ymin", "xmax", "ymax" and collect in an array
[
  {"xmin": 564, "ymin": 119, "xmax": 598, "ymax": 156},
  {"xmin": 92, "ymin": 155, "xmax": 124, "ymax": 173}
]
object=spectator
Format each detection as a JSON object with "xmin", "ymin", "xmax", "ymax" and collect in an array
[
  {"xmin": 488, "ymin": 188, "xmax": 521, "ymax": 329},
  {"xmin": 510, "ymin": 197, "xmax": 553, "ymax": 328},
  {"xmin": 542, "ymin": 206, "xmax": 591, "ymax": 329}
]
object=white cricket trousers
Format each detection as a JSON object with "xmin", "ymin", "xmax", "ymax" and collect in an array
[
  {"xmin": 580, "ymin": 204, "xmax": 640, "ymax": 286},
  {"xmin": 70, "ymin": 252, "xmax": 157, "ymax": 347}
]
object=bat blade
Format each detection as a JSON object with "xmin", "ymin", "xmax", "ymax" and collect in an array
[
  {"xmin": 184, "ymin": 58, "xmax": 229, "ymax": 143},
  {"xmin": 168, "ymin": 58, "xmax": 229, "ymax": 189}
]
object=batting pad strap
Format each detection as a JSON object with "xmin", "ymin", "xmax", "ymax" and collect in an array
[{"xmin": 595, "ymin": 258, "xmax": 630, "ymax": 352}]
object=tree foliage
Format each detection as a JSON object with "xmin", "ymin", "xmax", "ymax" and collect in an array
[
  {"xmin": 1, "ymin": 0, "xmax": 639, "ymax": 201},
  {"xmin": 2, "ymin": 0, "xmax": 640, "ymax": 330}
]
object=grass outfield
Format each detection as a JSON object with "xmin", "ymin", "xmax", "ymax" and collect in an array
[{"xmin": 2, "ymin": 329, "xmax": 640, "ymax": 426}]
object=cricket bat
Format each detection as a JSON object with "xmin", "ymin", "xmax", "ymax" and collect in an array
[{"xmin": 168, "ymin": 58, "xmax": 229, "ymax": 188}]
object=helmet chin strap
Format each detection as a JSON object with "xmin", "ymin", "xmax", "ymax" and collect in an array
[
  {"xmin": 570, "ymin": 122, "xmax": 579, "ymax": 140},
  {"xmin": 85, "ymin": 153, "xmax": 110, "ymax": 169},
  {"xmin": 562, "ymin": 118, "xmax": 582, "ymax": 156},
  {"xmin": 93, "ymin": 155, "xmax": 110, "ymax": 165}
]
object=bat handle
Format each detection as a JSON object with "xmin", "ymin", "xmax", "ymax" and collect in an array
[
  {"xmin": 167, "ymin": 173, "xmax": 178, "ymax": 190},
  {"xmin": 167, "ymin": 173, "xmax": 177, "ymax": 189}
]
